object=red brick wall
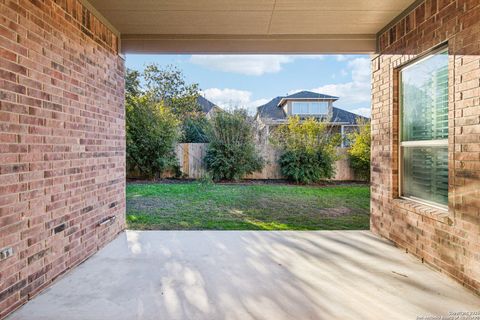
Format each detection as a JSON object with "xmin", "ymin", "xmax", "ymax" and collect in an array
[
  {"xmin": 0, "ymin": 0, "xmax": 125, "ymax": 317},
  {"xmin": 372, "ymin": 0, "xmax": 480, "ymax": 294}
]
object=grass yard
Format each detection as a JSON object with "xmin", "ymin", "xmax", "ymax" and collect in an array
[{"xmin": 126, "ymin": 182, "xmax": 370, "ymax": 230}]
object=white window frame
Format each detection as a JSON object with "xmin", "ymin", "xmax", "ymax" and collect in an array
[
  {"xmin": 340, "ymin": 124, "xmax": 360, "ymax": 148},
  {"xmin": 398, "ymin": 47, "xmax": 449, "ymax": 211},
  {"xmin": 291, "ymin": 101, "xmax": 328, "ymax": 116}
]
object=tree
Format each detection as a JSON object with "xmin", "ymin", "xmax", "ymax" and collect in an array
[
  {"xmin": 143, "ymin": 64, "xmax": 200, "ymax": 118},
  {"xmin": 347, "ymin": 118, "xmax": 371, "ymax": 181},
  {"xmin": 204, "ymin": 110, "xmax": 264, "ymax": 181},
  {"xmin": 181, "ymin": 114, "xmax": 210, "ymax": 143},
  {"xmin": 126, "ymin": 95, "xmax": 180, "ymax": 179},
  {"xmin": 125, "ymin": 65, "xmax": 204, "ymax": 178},
  {"xmin": 271, "ymin": 116, "xmax": 341, "ymax": 183},
  {"xmin": 126, "ymin": 68, "xmax": 141, "ymax": 98}
]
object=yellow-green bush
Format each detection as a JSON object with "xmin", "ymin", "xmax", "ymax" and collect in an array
[
  {"xmin": 347, "ymin": 118, "xmax": 371, "ymax": 181},
  {"xmin": 271, "ymin": 116, "xmax": 341, "ymax": 183}
]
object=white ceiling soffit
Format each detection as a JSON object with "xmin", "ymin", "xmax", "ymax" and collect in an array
[{"xmin": 88, "ymin": 0, "xmax": 416, "ymax": 54}]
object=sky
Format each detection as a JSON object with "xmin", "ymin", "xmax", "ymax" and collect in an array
[{"xmin": 125, "ymin": 54, "xmax": 372, "ymax": 117}]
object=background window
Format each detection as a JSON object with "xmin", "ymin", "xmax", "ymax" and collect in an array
[
  {"xmin": 400, "ymin": 49, "xmax": 448, "ymax": 207},
  {"xmin": 341, "ymin": 125, "xmax": 359, "ymax": 147},
  {"xmin": 292, "ymin": 101, "xmax": 328, "ymax": 115},
  {"xmin": 292, "ymin": 102, "xmax": 308, "ymax": 114}
]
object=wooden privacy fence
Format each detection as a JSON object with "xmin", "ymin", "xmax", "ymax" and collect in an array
[
  {"xmin": 175, "ymin": 143, "xmax": 208, "ymax": 179},
  {"xmin": 175, "ymin": 143, "xmax": 358, "ymax": 181}
]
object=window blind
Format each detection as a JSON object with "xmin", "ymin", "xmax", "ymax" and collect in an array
[{"xmin": 400, "ymin": 50, "xmax": 449, "ymax": 207}]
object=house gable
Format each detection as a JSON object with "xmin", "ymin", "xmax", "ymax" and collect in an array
[{"xmin": 256, "ymin": 91, "xmax": 368, "ymax": 125}]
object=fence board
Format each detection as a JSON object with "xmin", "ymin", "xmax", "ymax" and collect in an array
[
  {"xmin": 176, "ymin": 143, "xmax": 208, "ymax": 179},
  {"xmin": 176, "ymin": 143, "xmax": 359, "ymax": 181}
]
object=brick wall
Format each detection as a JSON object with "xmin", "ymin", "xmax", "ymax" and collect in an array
[
  {"xmin": 371, "ymin": 0, "xmax": 480, "ymax": 293},
  {"xmin": 0, "ymin": 0, "xmax": 125, "ymax": 317}
]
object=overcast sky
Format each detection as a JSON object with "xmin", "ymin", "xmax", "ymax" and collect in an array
[{"xmin": 126, "ymin": 54, "xmax": 371, "ymax": 117}]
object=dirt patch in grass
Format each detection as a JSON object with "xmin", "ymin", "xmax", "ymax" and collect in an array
[
  {"xmin": 318, "ymin": 207, "xmax": 352, "ymax": 217},
  {"xmin": 127, "ymin": 197, "xmax": 189, "ymax": 213}
]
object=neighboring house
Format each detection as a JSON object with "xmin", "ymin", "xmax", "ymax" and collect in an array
[
  {"xmin": 255, "ymin": 91, "xmax": 369, "ymax": 147},
  {"xmin": 197, "ymin": 95, "xmax": 222, "ymax": 119}
]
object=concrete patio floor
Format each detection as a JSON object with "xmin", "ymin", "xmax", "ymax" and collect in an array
[{"xmin": 8, "ymin": 230, "xmax": 480, "ymax": 320}]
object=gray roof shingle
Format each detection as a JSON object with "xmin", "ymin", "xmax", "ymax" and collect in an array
[
  {"xmin": 197, "ymin": 95, "xmax": 218, "ymax": 113},
  {"xmin": 331, "ymin": 107, "xmax": 369, "ymax": 124},
  {"xmin": 281, "ymin": 90, "xmax": 338, "ymax": 101},
  {"xmin": 256, "ymin": 96, "xmax": 285, "ymax": 119}
]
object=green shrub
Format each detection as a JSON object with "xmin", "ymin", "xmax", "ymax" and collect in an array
[
  {"xmin": 181, "ymin": 114, "xmax": 210, "ymax": 143},
  {"xmin": 271, "ymin": 116, "xmax": 340, "ymax": 184},
  {"xmin": 204, "ymin": 110, "xmax": 264, "ymax": 181},
  {"xmin": 126, "ymin": 95, "xmax": 181, "ymax": 179},
  {"xmin": 279, "ymin": 149, "xmax": 335, "ymax": 184},
  {"xmin": 347, "ymin": 118, "xmax": 371, "ymax": 181}
]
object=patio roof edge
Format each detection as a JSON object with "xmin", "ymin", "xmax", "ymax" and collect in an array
[{"xmin": 120, "ymin": 34, "xmax": 376, "ymax": 54}]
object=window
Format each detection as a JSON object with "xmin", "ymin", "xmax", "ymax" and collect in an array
[
  {"xmin": 400, "ymin": 49, "xmax": 448, "ymax": 208},
  {"xmin": 341, "ymin": 125, "xmax": 359, "ymax": 147},
  {"xmin": 292, "ymin": 101, "xmax": 328, "ymax": 115}
]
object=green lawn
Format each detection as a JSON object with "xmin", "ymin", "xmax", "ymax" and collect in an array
[{"xmin": 126, "ymin": 182, "xmax": 370, "ymax": 230}]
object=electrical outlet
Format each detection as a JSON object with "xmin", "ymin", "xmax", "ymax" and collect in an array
[{"xmin": 0, "ymin": 247, "xmax": 13, "ymax": 261}]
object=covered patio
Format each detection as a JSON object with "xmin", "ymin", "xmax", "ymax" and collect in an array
[
  {"xmin": 1, "ymin": 0, "xmax": 479, "ymax": 318},
  {"xmin": 8, "ymin": 231, "xmax": 480, "ymax": 320}
]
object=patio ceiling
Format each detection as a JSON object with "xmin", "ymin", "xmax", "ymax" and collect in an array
[{"xmin": 86, "ymin": 0, "xmax": 417, "ymax": 54}]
